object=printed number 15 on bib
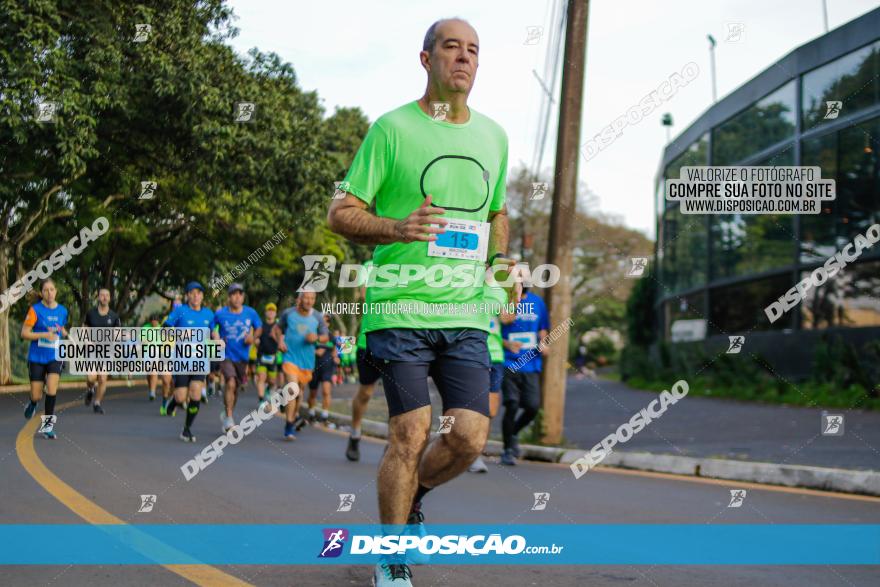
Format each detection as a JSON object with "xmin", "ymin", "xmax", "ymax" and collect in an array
[{"xmin": 427, "ymin": 219, "xmax": 490, "ymax": 262}]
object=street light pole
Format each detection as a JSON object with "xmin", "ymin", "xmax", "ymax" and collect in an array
[
  {"xmin": 661, "ymin": 112, "xmax": 673, "ymax": 144},
  {"xmin": 707, "ymin": 34, "xmax": 717, "ymax": 103},
  {"xmin": 822, "ymin": 0, "xmax": 829, "ymax": 32}
]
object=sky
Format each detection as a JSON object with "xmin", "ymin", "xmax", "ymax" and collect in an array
[{"xmin": 226, "ymin": 0, "xmax": 880, "ymax": 238}]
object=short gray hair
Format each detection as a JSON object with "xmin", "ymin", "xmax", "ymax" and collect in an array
[{"xmin": 422, "ymin": 18, "xmax": 470, "ymax": 53}]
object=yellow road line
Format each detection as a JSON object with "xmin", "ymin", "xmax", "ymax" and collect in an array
[{"xmin": 16, "ymin": 396, "xmax": 254, "ymax": 587}]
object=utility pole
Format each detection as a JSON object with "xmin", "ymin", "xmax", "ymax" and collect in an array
[{"xmin": 541, "ymin": 0, "xmax": 589, "ymax": 445}]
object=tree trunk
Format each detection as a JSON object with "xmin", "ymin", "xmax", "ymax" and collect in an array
[{"xmin": 0, "ymin": 248, "xmax": 12, "ymax": 385}]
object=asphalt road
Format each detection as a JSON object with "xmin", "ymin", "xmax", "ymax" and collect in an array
[{"xmin": 1, "ymin": 385, "xmax": 879, "ymax": 587}]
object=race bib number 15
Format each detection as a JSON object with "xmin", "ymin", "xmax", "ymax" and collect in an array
[{"xmin": 427, "ymin": 219, "xmax": 490, "ymax": 262}]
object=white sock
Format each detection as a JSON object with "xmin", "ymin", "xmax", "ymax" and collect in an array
[
  {"xmin": 351, "ymin": 427, "xmax": 361, "ymax": 439},
  {"xmin": 321, "ymin": 410, "xmax": 329, "ymax": 420}
]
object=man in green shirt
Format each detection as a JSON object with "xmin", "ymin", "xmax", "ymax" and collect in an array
[{"xmin": 328, "ymin": 17, "xmax": 517, "ymax": 586}]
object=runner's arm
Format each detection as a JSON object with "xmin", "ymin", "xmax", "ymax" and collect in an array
[
  {"xmin": 487, "ymin": 206, "xmax": 510, "ymax": 261},
  {"xmin": 327, "ymin": 194, "xmax": 447, "ymax": 245}
]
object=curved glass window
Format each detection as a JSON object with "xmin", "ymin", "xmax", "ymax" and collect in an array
[
  {"xmin": 712, "ymin": 81, "xmax": 796, "ymax": 165},
  {"xmin": 802, "ymin": 40, "xmax": 880, "ymax": 130}
]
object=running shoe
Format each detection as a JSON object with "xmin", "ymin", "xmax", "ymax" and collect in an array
[
  {"xmin": 180, "ymin": 428, "xmax": 196, "ymax": 442},
  {"xmin": 159, "ymin": 404, "xmax": 167, "ymax": 416},
  {"xmin": 500, "ymin": 448, "xmax": 517, "ymax": 466},
  {"xmin": 294, "ymin": 416, "xmax": 307, "ymax": 431},
  {"xmin": 42, "ymin": 429, "xmax": 57, "ymax": 440},
  {"xmin": 93, "ymin": 404, "xmax": 105, "ymax": 414},
  {"xmin": 148, "ymin": 390, "xmax": 156, "ymax": 401},
  {"xmin": 346, "ymin": 436, "xmax": 361, "ymax": 462},
  {"xmin": 511, "ymin": 437, "xmax": 522, "ymax": 459},
  {"xmin": 373, "ymin": 562, "xmax": 413, "ymax": 586},
  {"xmin": 221, "ymin": 414, "xmax": 234, "ymax": 433},
  {"xmin": 201, "ymin": 388, "xmax": 208, "ymax": 404},
  {"xmin": 284, "ymin": 422, "xmax": 297, "ymax": 441},
  {"xmin": 468, "ymin": 456, "xmax": 488, "ymax": 473},
  {"xmin": 165, "ymin": 399, "xmax": 177, "ymax": 417},
  {"xmin": 24, "ymin": 401, "xmax": 38, "ymax": 420},
  {"xmin": 84, "ymin": 386, "xmax": 95, "ymax": 406},
  {"xmin": 405, "ymin": 504, "xmax": 429, "ymax": 565}
]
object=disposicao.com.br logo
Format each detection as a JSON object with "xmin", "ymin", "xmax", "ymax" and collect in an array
[
  {"xmin": 322, "ymin": 529, "xmax": 564, "ymax": 558},
  {"xmin": 297, "ymin": 255, "xmax": 560, "ymax": 292}
]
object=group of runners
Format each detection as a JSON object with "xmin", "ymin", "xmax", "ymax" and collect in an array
[
  {"xmin": 20, "ymin": 18, "xmax": 538, "ymax": 585},
  {"xmin": 19, "ymin": 280, "xmax": 348, "ymax": 444}
]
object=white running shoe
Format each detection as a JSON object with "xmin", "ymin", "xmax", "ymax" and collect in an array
[
  {"xmin": 468, "ymin": 456, "xmax": 488, "ymax": 473},
  {"xmin": 373, "ymin": 561, "xmax": 413, "ymax": 586}
]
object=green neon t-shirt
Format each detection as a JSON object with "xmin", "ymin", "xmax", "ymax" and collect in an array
[
  {"xmin": 342, "ymin": 101, "xmax": 508, "ymax": 333},
  {"xmin": 484, "ymin": 285, "xmax": 507, "ymax": 363}
]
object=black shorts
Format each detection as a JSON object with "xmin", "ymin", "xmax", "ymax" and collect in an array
[
  {"xmin": 220, "ymin": 360, "xmax": 248, "ymax": 385},
  {"xmin": 210, "ymin": 360, "xmax": 221, "ymax": 374},
  {"xmin": 356, "ymin": 348, "xmax": 382, "ymax": 386},
  {"xmin": 367, "ymin": 328, "xmax": 490, "ymax": 417},
  {"xmin": 29, "ymin": 361, "xmax": 63, "ymax": 382},
  {"xmin": 309, "ymin": 354, "xmax": 335, "ymax": 389},
  {"xmin": 173, "ymin": 373, "xmax": 207, "ymax": 388},
  {"xmin": 501, "ymin": 371, "xmax": 541, "ymax": 411},
  {"xmin": 490, "ymin": 362, "xmax": 505, "ymax": 393}
]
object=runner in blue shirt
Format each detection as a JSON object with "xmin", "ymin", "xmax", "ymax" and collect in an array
[
  {"xmin": 499, "ymin": 288, "xmax": 549, "ymax": 465},
  {"xmin": 21, "ymin": 279, "xmax": 68, "ymax": 440},
  {"xmin": 163, "ymin": 281, "xmax": 215, "ymax": 442},
  {"xmin": 272, "ymin": 291, "xmax": 328, "ymax": 440},
  {"xmin": 213, "ymin": 283, "xmax": 262, "ymax": 433}
]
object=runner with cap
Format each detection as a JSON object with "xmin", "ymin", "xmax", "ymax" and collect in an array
[
  {"xmin": 163, "ymin": 281, "xmax": 215, "ymax": 442},
  {"xmin": 214, "ymin": 283, "xmax": 262, "ymax": 433},
  {"xmin": 255, "ymin": 302, "xmax": 280, "ymax": 406}
]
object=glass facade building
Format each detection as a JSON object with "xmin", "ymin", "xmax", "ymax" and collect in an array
[{"xmin": 655, "ymin": 8, "xmax": 880, "ymax": 362}]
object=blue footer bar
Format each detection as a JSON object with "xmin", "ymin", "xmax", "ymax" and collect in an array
[{"xmin": 1, "ymin": 525, "xmax": 878, "ymax": 565}]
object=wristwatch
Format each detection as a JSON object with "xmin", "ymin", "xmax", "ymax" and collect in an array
[{"xmin": 487, "ymin": 252, "xmax": 508, "ymax": 267}]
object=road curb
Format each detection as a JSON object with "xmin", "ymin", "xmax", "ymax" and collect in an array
[
  {"xmin": 0, "ymin": 379, "xmax": 136, "ymax": 395},
  {"xmin": 326, "ymin": 410, "xmax": 880, "ymax": 496},
  {"xmin": 558, "ymin": 449, "xmax": 880, "ymax": 497}
]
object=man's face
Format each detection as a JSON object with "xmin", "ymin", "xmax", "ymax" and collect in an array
[
  {"xmin": 188, "ymin": 288, "xmax": 204, "ymax": 307},
  {"xmin": 97, "ymin": 289, "xmax": 110, "ymax": 307},
  {"xmin": 265, "ymin": 309, "xmax": 276, "ymax": 322},
  {"xmin": 423, "ymin": 20, "xmax": 479, "ymax": 95},
  {"xmin": 228, "ymin": 290, "xmax": 244, "ymax": 309},
  {"xmin": 298, "ymin": 291, "xmax": 316, "ymax": 312}
]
